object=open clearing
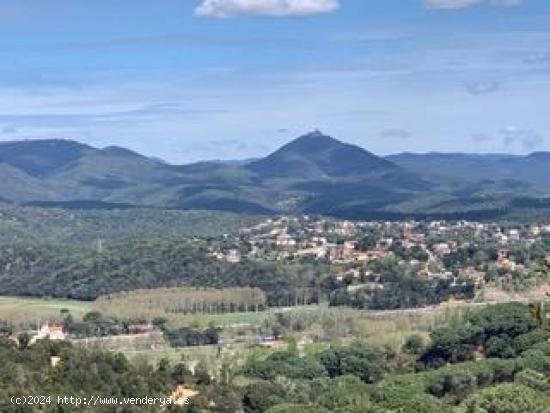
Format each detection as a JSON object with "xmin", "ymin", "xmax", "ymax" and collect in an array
[{"xmin": 0, "ymin": 296, "xmax": 93, "ymax": 324}]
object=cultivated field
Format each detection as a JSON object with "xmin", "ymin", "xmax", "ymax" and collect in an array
[
  {"xmin": 0, "ymin": 296, "xmax": 93, "ymax": 325},
  {"xmin": 94, "ymin": 287, "xmax": 269, "ymax": 327}
]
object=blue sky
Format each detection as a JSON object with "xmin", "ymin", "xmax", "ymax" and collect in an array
[{"xmin": 0, "ymin": 0, "xmax": 549, "ymax": 162}]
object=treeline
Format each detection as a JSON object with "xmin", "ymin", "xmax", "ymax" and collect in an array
[
  {"xmin": 57, "ymin": 310, "xmax": 223, "ymax": 348},
  {"xmin": 96, "ymin": 287, "xmax": 267, "ymax": 317},
  {"xmin": 163, "ymin": 326, "xmax": 221, "ymax": 348},
  {"xmin": 329, "ymin": 275, "xmax": 475, "ymax": 310},
  {"xmin": 61, "ymin": 310, "xmax": 157, "ymax": 338}
]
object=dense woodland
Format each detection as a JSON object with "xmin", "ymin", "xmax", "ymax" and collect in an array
[
  {"xmin": 0, "ymin": 237, "xmax": 480, "ymax": 311},
  {"xmin": 0, "ymin": 239, "xmax": 328, "ymax": 305},
  {"xmin": 0, "ymin": 206, "xmax": 262, "ymax": 246},
  {"xmin": 0, "ymin": 337, "xmax": 213, "ymax": 413},
  {"xmin": 329, "ymin": 275, "xmax": 475, "ymax": 310},
  {"xmin": 1, "ymin": 302, "xmax": 549, "ymax": 412}
]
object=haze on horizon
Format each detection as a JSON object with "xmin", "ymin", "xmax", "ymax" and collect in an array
[{"xmin": 0, "ymin": 0, "xmax": 549, "ymax": 163}]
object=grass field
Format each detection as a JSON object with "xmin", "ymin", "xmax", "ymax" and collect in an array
[
  {"xmin": 164, "ymin": 310, "xmax": 272, "ymax": 327},
  {"xmin": 94, "ymin": 286, "xmax": 268, "ymax": 328},
  {"xmin": 0, "ymin": 294, "xmax": 466, "ymax": 344},
  {"xmin": 0, "ymin": 294, "xmax": 473, "ymax": 375},
  {"xmin": 0, "ymin": 296, "xmax": 93, "ymax": 325}
]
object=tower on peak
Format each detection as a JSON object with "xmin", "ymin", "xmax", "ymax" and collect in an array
[{"xmin": 308, "ymin": 128, "xmax": 324, "ymax": 137}]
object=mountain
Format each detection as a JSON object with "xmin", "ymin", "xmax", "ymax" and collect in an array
[
  {"xmin": 245, "ymin": 131, "xmax": 432, "ymax": 215},
  {"xmin": 0, "ymin": 139, "xmax": 94, "ymax": 177},
  {"xmin": 247, "ymin": 130, "xmax": 396, "ymax": 179},
  {"xmin": 0, "ymin": 139, "xmax": 176, "ymax": 203},
  {"xmin": 1, "ymin": 133, "xmax": 550, "ymax": 220},
  {"xmin": 505, "ymin": 152, "xmax": 550, "ymax": 187},
  {"xmin": 386, "ymin": 152, "xmax": 550, "ymax": 188}
]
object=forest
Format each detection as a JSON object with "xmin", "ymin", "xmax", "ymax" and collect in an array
[
  {"xmin": 0, "ymin": 206, "xmax": 262, "ymax": 246},
  {"xmin": 0, "ymin": 238, "xmax": 477, "ymax": 311},
  {"xmin": 0, "ymin": 239, "xmax": 327, "ymax": 305}
]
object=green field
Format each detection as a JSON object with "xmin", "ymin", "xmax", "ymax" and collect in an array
[
  {"xmin": 0, "ymin": 294, "xmax": 280, "ymax": 328},
  {"xmin": 173, "ymin": 310, "xmax": 272, "ymax": 327},
  {"xmin": 0, "ymin": 296, "xmax": 93, "ymax": 325}
]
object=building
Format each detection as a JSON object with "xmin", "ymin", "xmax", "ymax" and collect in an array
[
  {"xmin": 276, "ymin": 234, "xmax": 296, "ymax": 247},
  {"xmin": 432, "ymin": 243, "xmax": 451, "ymax": 256},
  {"xmin": 128, "ymin": 323, "xmax": 154, "ymax": 335},
  {"xmin": 34, "ymin": 322, "xmax": 67, "ymax": 342},
  {"xmin": 226, "ymin": 249, "xmax": 241, "ymax": 263}
]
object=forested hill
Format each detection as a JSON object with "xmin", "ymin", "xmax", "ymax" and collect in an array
[
  {"xmin": 0, "ymin": 239, "xmax": 328, "ymax": 303},
  {"xmin": 0, "ymin": 206, "xmax": 262, "ymax": 246},
  {"xmin": 0, "ymin": 238, "xmax": 473, "ymax": 308},
  {"xmin": 2, "ymin": 133, "xmax": 550, "ymax": 219}
]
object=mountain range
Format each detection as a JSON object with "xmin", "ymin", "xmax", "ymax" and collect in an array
[{"xmin": 1, "ymin": 131, "xmax": 550, "ymax": 220}]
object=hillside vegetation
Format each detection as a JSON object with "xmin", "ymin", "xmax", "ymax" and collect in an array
[
  {"xmin": 0, "ymin": 206, "xmax": 262, "ymax": 246},
  {"xmin": 0, "ymin": 239, "xmax": 329, "ymax": 303},
  {"xmin": 1, "ymin": 301, "xmax": 549, "ymax": 412}
]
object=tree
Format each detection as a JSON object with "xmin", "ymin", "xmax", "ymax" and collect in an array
[
  {"xmin": 464, "ymin": 383, "xmax": 547, "ymax": 413},
  {"xmin": 403, "ymin": 335, "xmax": 425, "ymax": 355},
  {"xmin": 194, "ymin": 360, "xmax": 211, "ymax": 385},
  {"xmin": 0, "ymin": 321, "xmax": 12, "ymax": 338},
  {"xmin": 421, "ymin": 302, "xmax": 539, "ymax": 367},
  {"xmin": 243, "ymin": 350, "xmax": 327, "ymax": 381},
  {"xmin": 485, "ymin": 337, "xmax": 516, "ymax": 359},
  {"xmin": 17, "ymin": 332, "xmax": 31, "ymax": 350},
  {"xmin": 529, "ymin": 302, "xmax": 547, "ymax": 330},
  {"xmin": 319, "ymin": 342, "xmax": 386, "ymax": 383},
  {"xmin": 242, "ymin": 381, "xmax": 286, "ymax": 413}
]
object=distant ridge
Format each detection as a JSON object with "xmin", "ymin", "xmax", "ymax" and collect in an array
[
  {"xmin": 0, "ymin": 139, "xmax": 93, "ymax": 177},
  {"xmin": 386, "ymin": 152, "xmax": 550, "ymax": 188},
  {"xmin": 1, "ymin": 133, "xmax": 550, "ymax": 219}
]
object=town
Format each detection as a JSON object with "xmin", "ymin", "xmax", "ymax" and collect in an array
[{"xmin": 212, "ymin": 216, "xmax": 550, "ymax": 299}]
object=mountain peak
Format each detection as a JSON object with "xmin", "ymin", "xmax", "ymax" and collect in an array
[
  {"xmin": 247, "ymin": 132, "xmax": 396, "ymax": 179},
  {"xmin": 0, "ymin": 139, "xmax": 95, "ymax": 177},
  {"xmin": 525, "ymin": 151, "xmax": 550, "ymax": 160},
  {"xmin": 102, "ymin": 145, "xmax": 148, "ymax": 159},
  {"xmin": 279, "ymin": 131, "xmax": 343, "ymax": 154},
  {"xmin": 305, "ymin": 129, "xmax": 326, "ymax": 137}
]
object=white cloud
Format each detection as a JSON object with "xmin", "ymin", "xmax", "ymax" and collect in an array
[
  {"xmin": 523, "ymin": 51, "xmax": 550, "ymax": 65},
  {"xmin": 423, "ymin": 0, "xmax": 523, "ymax": 9},
  {"xmin": 500, "ymin": 126, "xmax": 544, "ymax": 151},
  {"xmin": 424, "ymin": 0, "xmax": 478, "ymax": 9},
  {"xmin": 194, "ymin": 0, "xmax": 340, "ymax": 18},
  {"xmin": 465, "ymin": 81, "xmax": 500, "ymax": 95}
]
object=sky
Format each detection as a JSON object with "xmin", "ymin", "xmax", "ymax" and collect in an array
[{"xmin": 0, "ymin": 0, "xmax": 549, "ymax": 163}]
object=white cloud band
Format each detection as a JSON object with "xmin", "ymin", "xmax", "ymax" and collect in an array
[
  {"xmin": 194, "ymin": 0, "xmax": 340, "ymax": 18},
  {"xmin": 424, "ymin": 0, "xmax": 523, "ymax": 9},
  {"xmin": 194, "ymin": 0, "xmax": 523, "ymax": 19}
]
